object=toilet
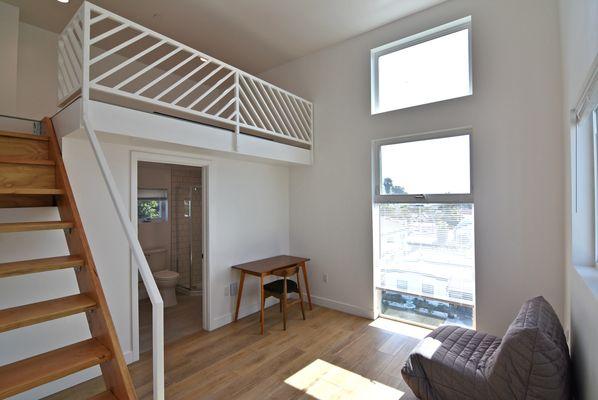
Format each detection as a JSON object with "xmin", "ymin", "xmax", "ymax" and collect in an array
[{"xmin": 145, "ymin": 248, "xmax": 180, "ymax": 307}]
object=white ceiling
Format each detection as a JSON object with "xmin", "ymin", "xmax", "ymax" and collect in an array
[{"xmin": 4, "ymin": 0, "xmax": 446, "ymax": 73}]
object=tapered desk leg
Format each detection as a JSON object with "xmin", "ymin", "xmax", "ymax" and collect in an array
[
  {"xmin": 234, "ymin": 271, "xmax": 245, "ymax": 322},
  {"xmin": 260, "ymin": 274, "xmax": 265, "ymax": 334},
  {"xmin": 300, "ymin": 261, "xmax": 313, "ymax": 311}
]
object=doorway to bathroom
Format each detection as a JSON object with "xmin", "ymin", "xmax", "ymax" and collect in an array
[{"xmin": 131, "ymin": 153, "xmax": 210, "ymax": 359}]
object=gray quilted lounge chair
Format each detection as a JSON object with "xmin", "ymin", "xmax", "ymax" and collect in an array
[{"xmin": 401, "ymin": 296, "xmax": 571, "ymax": 400}]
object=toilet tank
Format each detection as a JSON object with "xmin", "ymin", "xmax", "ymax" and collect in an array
[{"xmin": 144, "ymin": 247, "xmax": 168, "ymax": 273}]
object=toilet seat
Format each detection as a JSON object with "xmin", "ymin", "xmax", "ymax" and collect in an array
[{"xmin": 153, "ymin": 270, "xmax": 179, "ymax": 280}]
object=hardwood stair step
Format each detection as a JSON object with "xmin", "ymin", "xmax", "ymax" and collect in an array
[
  {"xmin": 0, "ymin": 221, "xmax": 74, "ymax": 233},
  {"xmin": 0, "ymin": 135, "xmax": 49, "ymax": 160},
  {"xmin": 0, "ymin": 255, "xmax": 85, "ymax": 278},
  {"xmin": 0, "ymin": 338, "xmax": 112, "ymax": 399},
  {"xmin": 0, "ymin": 161, "xmax": 55, "ymax": 190},
  {"xmin": 0, "ymin": 130, "xmax": 49, "ymax": 141},
  {"xmin": 0, "ymin": 187, "xmax": 64, "ymax": 195},
  {"xmin": 89, "ymin": 391, "xmax": 118, "ymax": 400},
  {"xmin": 0, "ymin": 157, "xmax": 55, "ymax": 166},
  {"xmin": 0, "ymin": 188, "xmax": 61, "ymax": 208},
  {"xmin": 0, "ymin": 294, "xmax": 96, "ymax": 333}
]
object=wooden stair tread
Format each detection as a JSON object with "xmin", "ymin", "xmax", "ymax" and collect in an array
[
  {"xmin": 89, "ymin": 391, "xmax": 118, "ymax": 400},
  {"xmin": 0, "ymin": 187, "xmax": 64, "ymax": 195},
  {"xmin": 0, "ymin": 294, "xmax": 96, "ymax": 333},
  {"xmin": 0, "ymin": 338, "xmax": 112, "ymax": 399},
  {"xmin": 0, "ymin": 130, "xmax": 49, "ymax": 141},
  {"xmin": 0, "ymin": 157, "xmax": 55, "ymax": 166},
  {"xmin": 0, "ymin": 221, "xmax": 74, "ymax": 233},
  {"xmin": 0, "ymin": 255, "xmax": 85, "ymax": 277}
]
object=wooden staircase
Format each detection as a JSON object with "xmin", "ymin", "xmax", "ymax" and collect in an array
[{"xmin": 0, "ymin": 118, "xmax": 136, "ymax": 399}]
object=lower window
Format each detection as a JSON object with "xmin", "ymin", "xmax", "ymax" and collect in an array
[
  {"xmin": 375, "ymin": 203, "xmax": 475, "ymax": 328},
  {"xmin": 380, "ymin": 290, "xmax": 473, "ymax": 328}
]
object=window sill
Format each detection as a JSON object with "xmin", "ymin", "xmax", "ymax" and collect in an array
[{"xmin": 574, "ymin": 265, "xmax": 598, "ymax": 300}]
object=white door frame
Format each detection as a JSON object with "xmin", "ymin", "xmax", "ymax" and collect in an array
[{"xmin": 130, "ymin": 150, "xmax": 212, "ymax": 362}]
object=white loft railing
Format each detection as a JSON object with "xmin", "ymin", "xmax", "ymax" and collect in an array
[{"xmin": 58, "ymin": 2, "xmax": 313, "ymax": 149}]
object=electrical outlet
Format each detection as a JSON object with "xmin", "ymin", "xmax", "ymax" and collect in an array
[
  {"xmin": 323, "ymin": 273, "xmax": 328, "ymax": 283},
  {"xmin": 230, "ymin": 282, "xmax": 239, "ymax": 296}
]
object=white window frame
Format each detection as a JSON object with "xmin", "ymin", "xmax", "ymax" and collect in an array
[
  {"xmin": 373, "ymin": 127, "xmax": 474, "ymax": 204},
  {"xmin": 370, "ymin": 16, "xmax": 473, "ymax": 115},
  {"xmin": 571, "ymin": 55, "xmax": 598, "ymax": 267},
  {"xmin": 593, "ymin": 107, "xmax": 598, "ymax": 265}
]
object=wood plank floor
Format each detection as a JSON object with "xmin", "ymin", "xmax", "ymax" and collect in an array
[
  {"xmin": 46, "ymin": 305, "xmax": 427, "ymax": 400},
  {"xmin": 139, "ymin": 294, "xmax": 203, "ymax": 354}
]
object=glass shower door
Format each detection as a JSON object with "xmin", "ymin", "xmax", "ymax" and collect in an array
[{"xmin": 172, "ymin": 183, "xmax": 202, "ymax": 294}]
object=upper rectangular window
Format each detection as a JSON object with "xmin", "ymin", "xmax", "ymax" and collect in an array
[
  {"xmin": 371, "ymin": 16, "xmax": 472, "ymax": 114},
  {"xmin": 380, "ymin": 134, "xmax": 471, "ymax": 196},
  {"xmin": 375, "ymin": 130, "xmax": 472, "ymax": 203}
]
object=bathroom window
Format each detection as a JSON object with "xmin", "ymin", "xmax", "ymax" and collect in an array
[{"xmin": 138, "ymin": 189, "xmax": 168, "ymax": 223}]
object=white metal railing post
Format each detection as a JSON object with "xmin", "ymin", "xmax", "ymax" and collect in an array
[
  {"xmin": 82, "ymin": 2, "xmax": 90, "ymax": 106},
  {"xmin": 234, "ymin": 71, "xmax": 240, "ymax": 151},
  {"xmin": 82, "ymin": 115, "xmax": 165, "ymax": 400}
]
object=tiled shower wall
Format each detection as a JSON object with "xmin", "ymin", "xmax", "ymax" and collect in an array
[{"xmin": 171, "ymin": 165, "xmax": 202, "ymax": 291}]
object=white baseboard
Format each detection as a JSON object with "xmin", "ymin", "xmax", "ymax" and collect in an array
[
  {"xmin": 308, "ymin": 294, "xmax": 375, "ymax": 320},
  {"xmin": 210, "ymin": 298, "xmax": 279, "ymax": 330},
  {"xmin": 210, "ymin": 294, "xmax": 374, "ymax": 331},
  {"xmin": 123, "ymin": 350, "xmax": 134, "ymax": 364}
]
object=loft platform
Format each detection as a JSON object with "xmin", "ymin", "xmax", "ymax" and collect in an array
[{"xmin": 55, "ymin": 2, "xmax": 313, "ymax": 164}]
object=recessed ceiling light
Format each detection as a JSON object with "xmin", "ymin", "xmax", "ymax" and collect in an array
[
  {"xmin": 57, "ymin": 0, "xmax": 69, "ymax": 3},
  {"xmin": 200, "ymin": 57, "xmax": 208, "ymax": 63}
]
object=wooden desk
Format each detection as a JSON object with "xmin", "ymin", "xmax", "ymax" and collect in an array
[{"xmin": 232, "ymin": 255, "xmax": 312, "ymax": 334}]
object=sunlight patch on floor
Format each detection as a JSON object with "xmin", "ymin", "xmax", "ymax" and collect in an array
[
  {"xmin": 369, "ymin": 318, "xmax": 431, "ymax": 339},
  {"xmin": 285, "ymin": 359, "xmax": 405, "ymax": 400}
]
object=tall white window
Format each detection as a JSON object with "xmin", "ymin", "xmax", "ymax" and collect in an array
[
  {"xmin": 373, "ymin": 129, "xmax": 475, "ymax": 328},
  {"xmin": 572, "ymin": 102, "xmax": 598, "ymax": 266},
  {"xmin": 371, "ymin": 16, "xmax": 472, "ymax": 114}
]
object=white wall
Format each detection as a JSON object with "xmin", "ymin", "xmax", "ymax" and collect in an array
[
  {"xmin": 559, "ymin": 0, "xmax": 598, "ymax": 398},
  {"xmin": 0, "ymin": 2, "xmax": 19, "ymax": 115},
  {"xmin": 16, "ymin": 22, "xmax": 59, "ymax": 120},
  {"xmin": 0, "ymin": 7, "xmax": 59, "ymax": 121},
  {"xmin": 262, "ymin": 0, "xmax": 565, "ymax": 336}
]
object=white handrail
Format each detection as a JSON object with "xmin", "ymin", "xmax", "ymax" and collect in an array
[{"xmin": 82, "ymin": 114, "xmax": 165, "ymax": 400}]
